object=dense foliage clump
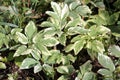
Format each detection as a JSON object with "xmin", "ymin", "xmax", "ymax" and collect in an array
[{"xmin": 0, "ymin": 0, "xmax": 120, "ymax": 80}]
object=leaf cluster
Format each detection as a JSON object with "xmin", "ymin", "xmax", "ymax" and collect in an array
[{"xmin": 0, "ymin": 0, "xmax": 120, "ymax": 80}]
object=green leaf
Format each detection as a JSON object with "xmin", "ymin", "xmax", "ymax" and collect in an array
[
  {"xmin": 14, "ymin": 45, "xmax": 29, "ymax": 57},
  {"xmin": 109, "ymin": 45, "xmax": 120, "ymax": 57},
  {"xmin": 86, "ymin": 41, "xmax": 92, "ymax": 49},
  {"xmin": 16, "ymin": 32, "xmax": 28, "ymax": 44},
  {"xmin": 71, "ymin": 35, "xmax": 86, "ymax": 42},
  {"xmin": 3, "ymin": 36, "xmax": 9, "ymax": 48},
  {"xmin": 25, "ymin": 21, "xmax": 37, "ymax": 40},
  {"xmin": 80, "ymin": 60, "xmax": 92, "ymax": 74},
  {"xmin": 89, "ymin": 25, "xmax": 98, "ymax": 37},
  {"xmin": 46, "ymin": 11, "xmax": 59, "ymax": 20},
  {"xmin": 46, "ymin": 50, "xmax": 61, "ymax": 64},
  {"xmin": 57, "ymin": 66, "xmax": 69, "ymax": 74},
  {"xmin": 40, "ymin": 21, "xmax": 54, "ymax": 27},
  {"xmin": 77, "ymin": 72, "xmax": 82, "ymax": 79},
  {"xmin": 43, "ymin": 64, "xmax": 55, "ymax": 77},
  {"xmin": 61, "ymin": 56, "xmax": 70, "ymax": 65},
  {"xmin": 0, "ymin": 33, "xmax": 6, "ymax": 48},
  {"xmin": 109, "ymin": 12, "xmax": 119, "ymax": 25},
  {"xmin": 51, "ymin": 2, "xmax": 61, "ymax": 15},
  {"xmin": 57, "ymin": 65, "xmax": 74, "ymax": 74},
  {"xmin": 92, "ymin": 40, "xmax": 105, "ymax": 53},
  {"xmin": 68, "ymin": 27, "xmax": 89, "ymax": 35},
  {"xmin": 74, "ymin": 40, "xmax": 86, "ymax": 55},
  {"xmin": 11, "ymin": 28, "xmax": 22, "ymax": 41},
  {"xmin": 89, "ymin": 10, "xmax": 110, "ymax": 25},
  {"xmin": 31, "ymin": 46, "xmax": 41, "ymax": 60},
  {"xmin": 95, "ymin": 1, "xmax": 105, "ymax": 8},
  {"xmin": 58, "ymin": 75, "xmax": 69, "ymax": 80},
  {"xmin": 0, "ymin": 56, "xmax": 7, "ymax": 62},
  {"xmin": 88, "ymin": 16, "xmax": 106, "ymax": 26},
  {"xmin": 67, "ymin": 65, "xmax": 75, "ymax": 74},
  {"xmin": 44, "ymin": 28, "xmax": 56, "ymax": 37},
  {"xmin": 75, "ymin": 5, "xmax": 91, "ymax": 16},
  {"xmin": 36, "ymin": 44, "xmax": 51, "ymax": 56},
  {"xmin": 83, "ymin": 72, "xmax": 96, "ymax": 80},
  {"xmin": 0, "ymin": 33, "xmax": 5, "ymax": 48},
  {"xmin": 0, "ymin": 22, "xmax": 18, "ymax": 27},
  {"xmin": 98, "ymin": 68, "xmax": 112, "ymax": 77},
  {"xmin": 66, "ymin": 18, "xmax": 80, "ymax": 28},
  {"xmin": 45, "ymin": 50, "xmax": 61, "ymax": 64},
  {"xmin": 69, "ymin": 11, "xmax": 80, "ymax": 19},
  {"xmin": 98, "ymin": 53, "xmax": 115, "ymax": 72},
  {"xmin": 67, "ymin": 54, "xmax": 76, "ymax": 63},
  {"xmin": 34, "ymin": 63, "xmax": 42, "ymax": 73},
  {"xmin": 98, "ymin": 10, "xmax": 109, "ymax": 23},
  {"xmin": 87, "ymin": 49, "xmax": 97, "ymax": 60},
  {"xmin": 65, "ymin": 44, "xmax": 74, "ymax": 52},
  {"xmin": 97, "ymin": 26, "xmax": 111, "ymax": 34},
  {"xmin": 43, "ymin": 37, "xmax": 59, "ymax": 47},
  {"xmin": 61, "ymin": 4, "xmax": 69, "ymax": 20},
  {"xmin": 4, "ymin": 26, "xmax": 11, "ymax": 33},
  {"xmin": 20, "ymin": 49, "xmax": 32, "ymax": 55},
  {"xmin": 59, "ymin": 33, "xmax": 66, "ymax": 46},
  {"xmin": 112, "ymin": 33, "xmax": 120, "ymax": 37},
  {"xmin": 20, "ymin": 58, "xmax": 38, "ymax": 69},
  {"xmin": 32, "ymin": 31, "xmax": 43, "ymax": 43},
  {"xmin": 0, "ymin": 62, "xmax": 6, "ymax": 69},
  {"xmin": 0, "ymin": 26, "xmax": 5, "ymax": 34},
  {"xmin": 50, "ymin": 17, "xmax": 59, "ymax": 26},
  {"xmin": 69, "ymin": 2, "xmax": 80, "ymax": 10}
]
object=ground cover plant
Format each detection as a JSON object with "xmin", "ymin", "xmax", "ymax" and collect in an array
[{"xmin": 0, "ymin": 0, "xmax": 120, "ymax": 80}]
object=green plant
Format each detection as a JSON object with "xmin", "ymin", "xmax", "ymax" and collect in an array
[{"xmin": 0, "ymin": 0, "xmax": 120, "ymax": 80}]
